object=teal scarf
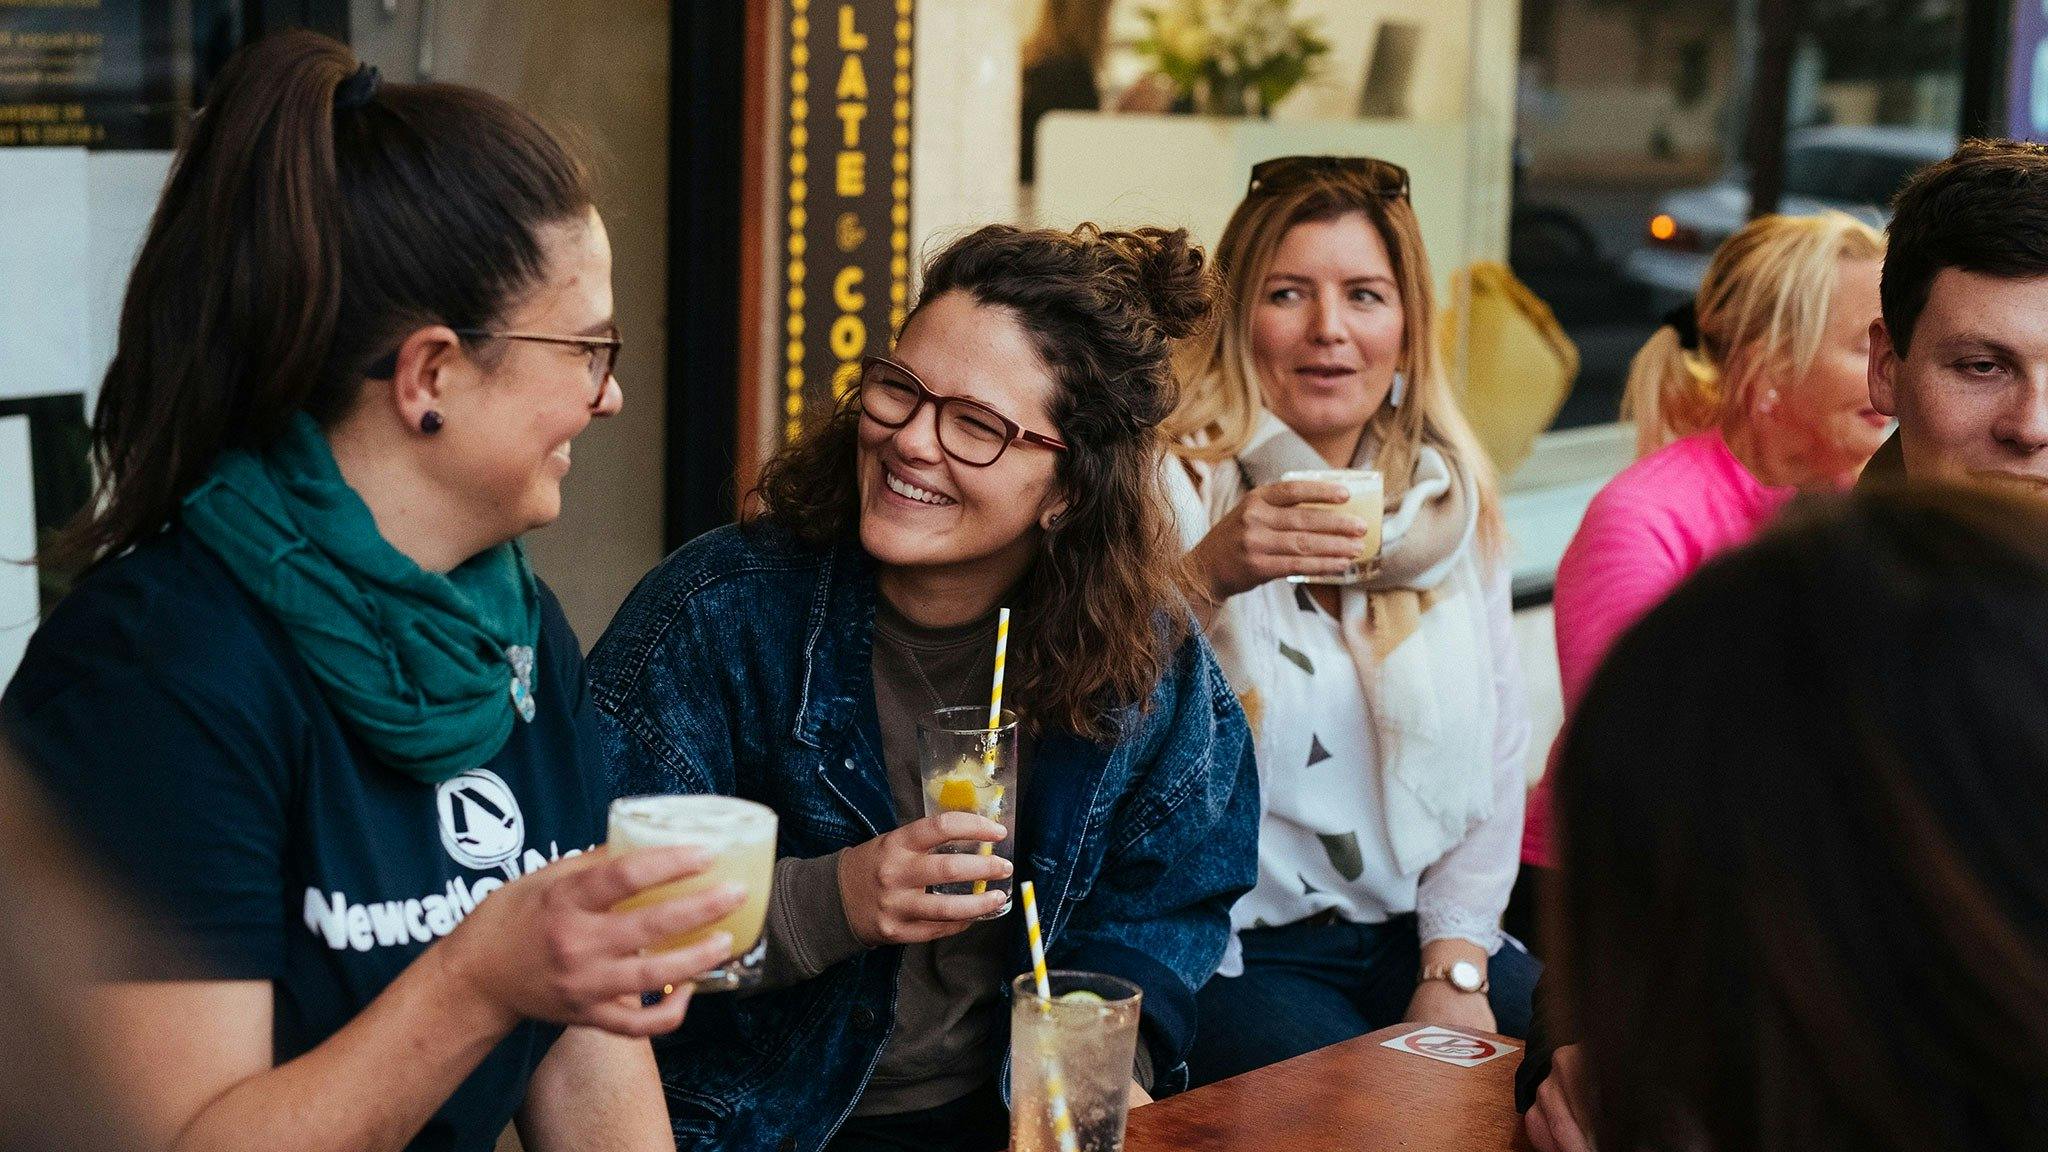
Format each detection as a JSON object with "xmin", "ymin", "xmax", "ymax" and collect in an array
[{"xmin": 182, "ymin": 413, "xmax": 541, "ymax": 783}]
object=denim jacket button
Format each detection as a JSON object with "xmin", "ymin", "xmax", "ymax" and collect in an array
[
  {"xmin": 779, "ymin": 1138, "xmax": 798, "ymax": 1152},
  {"xmin": 851, "ymin": 1005, "xmax": 877, "ymax": 1030}
]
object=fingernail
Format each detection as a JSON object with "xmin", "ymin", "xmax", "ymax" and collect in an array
[
  {"xmin": 718, "ymin": 882, "xmax": 747, "ymax": 902},
  {"xmin": 706, "ymin": 932, "xmax": 734, "ymax": 953}
]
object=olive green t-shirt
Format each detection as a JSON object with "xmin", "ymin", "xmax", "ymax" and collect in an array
[
  {"xmin": 750, "ymin": 600, "xmax": 1025, "ymax": 1116},
  {"xmin": 856, "ymin": 600, "xmax": 1024, "ymax": 1116}
]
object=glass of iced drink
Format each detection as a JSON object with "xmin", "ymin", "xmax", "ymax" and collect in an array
[
  {"xmin": 1280, "ymin": 467, "xmax": 1384, "ymax": 585},
  {"xmin": 917, "ymin": 705, "xmax": 1018, "ymax": 918},
  {"xmin": 606, "ymin": 794, "xmax": 778, "ymax": 991},
  {"xmin": 1011, "ymin": 971, "xmax": 1143, "ymax": 1152}
]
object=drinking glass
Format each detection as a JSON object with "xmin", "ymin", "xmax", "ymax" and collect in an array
[
  {"xmin": 1010, "ymin": 971, "xmax": 1143, "ymax": 1152},
  {"xmin": 1280, "ymin": 467, "xmax": 1384, "ymax": 585},
  {"xmin": 606, "ymin": 794, "xmax": 778, "ymax": 991},
  {"xmin": 917, "ymin": 705, "xmax": 1018, "ymax": 918}
]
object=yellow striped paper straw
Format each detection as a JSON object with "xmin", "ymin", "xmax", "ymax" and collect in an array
[
  {"xmin": 1021, "ymin": 881, "xmax": 1080, "ymax": 1152},
  {"xmin": 972, "ymin": 608, "xmax": 1010, "ymax": 893},
  {"xmin": 985, "ymin": 607, "xmax": 1010, "ymax": 751}
]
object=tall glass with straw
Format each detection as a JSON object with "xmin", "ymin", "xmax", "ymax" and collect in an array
[
  {"xmin": 1013, "ymin": 881, "xmax": 1144, "ymax": 1152},
  {"xmin": 917, "ymin": 608, "xmax": 1017, "ymax": 915}
]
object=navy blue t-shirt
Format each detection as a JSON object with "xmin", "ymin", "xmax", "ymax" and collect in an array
[{"xmin": 2, "ymin": 527, "xmax": 608, "ymax": 1152}]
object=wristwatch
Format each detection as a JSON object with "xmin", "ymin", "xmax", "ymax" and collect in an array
[{"xmin": 1418, "ymin": 959, "xmax": 1489, "ymax": 995}]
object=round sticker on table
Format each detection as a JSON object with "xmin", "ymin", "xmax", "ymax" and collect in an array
[{"xmin": 1403, "ymin": 1032, "xmax": 1497, "ymax": 1061}]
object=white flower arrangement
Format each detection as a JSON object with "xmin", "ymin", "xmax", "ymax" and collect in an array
[{"xmin": 1137, "ymin": 0, "xmax": 1329, "ymax": 117}]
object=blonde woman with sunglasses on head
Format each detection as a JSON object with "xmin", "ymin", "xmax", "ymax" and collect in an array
[{"xmin": 1162, "ymin": 155, "xmax": 1536, "ymax": 1087}]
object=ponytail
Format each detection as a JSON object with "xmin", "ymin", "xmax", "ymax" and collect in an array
[
  {"xmin": 55, "ymin": 30, "xmax": 592, "ymax": 568},
  {"xmin": 1620, "ymin": 211, "xmax": 1885, "ymax": 459},
  {"xmin": 1620, "ymin": 321, "xmax": 1721, "ymax": 457}
]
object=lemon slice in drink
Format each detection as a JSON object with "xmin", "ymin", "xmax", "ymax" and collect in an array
[
  {"xmin": 936, "ymin": 776, "xmax": 981, "ymax": 813},
  {"xmin": 1057, "ymin": 990, "xmax": 1105, "ymax": 1004}
]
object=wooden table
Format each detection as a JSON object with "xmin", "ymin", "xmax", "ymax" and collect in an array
[{"xmin": 1121, "ymin": 1025, "xmax": 1530, "ymax": 1151}]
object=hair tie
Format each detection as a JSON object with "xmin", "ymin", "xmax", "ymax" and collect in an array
[
  {"xmin": 1661, "ymin": 299, "xmax": 1701, "ymax": 352},
  {"xmin": 335, "ymin": 63, "xmax": 381, "ymax": 113}
]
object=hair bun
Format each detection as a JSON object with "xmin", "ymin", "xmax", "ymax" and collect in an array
[{"xmin": 1095, "ymin": 226, "xmax": 1216, "ymax": 341}]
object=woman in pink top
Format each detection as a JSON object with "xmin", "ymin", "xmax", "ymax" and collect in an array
[{"xmin": 1511, "ymin": 212, "xmax": 1887, "ymax": 943}]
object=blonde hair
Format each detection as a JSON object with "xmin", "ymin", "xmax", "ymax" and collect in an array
[
  {"xmin": 1165, "ymin": 165, "xmax": 1503, "ymax": 552},
  {"xmin": 1623, "ymin": 211, "xmax": 1886, "ymax": 456}
]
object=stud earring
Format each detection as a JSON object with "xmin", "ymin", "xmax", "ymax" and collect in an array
[
  {"xmin": 1388, "ymin": 371, "xmax": 1407, "ymax": 409},
  {"xmin": 420, "ymin": 410, "xmax": 443, "ymax": 434}
]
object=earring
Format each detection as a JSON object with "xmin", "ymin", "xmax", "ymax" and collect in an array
[
  {"xmin": 1760, "ymin": 389, "xmax": 1779, "ymax": 415},
  {"xmin": 420, "ymin": 410, "xmax": 444, "ymax": 434},
  {"xmin": 1388, "ymin": 371, "xmax": 1407, "ymax": 409}
]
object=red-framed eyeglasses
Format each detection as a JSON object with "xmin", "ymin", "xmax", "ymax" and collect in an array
[{"xmin": 857, "ymin": 355, "xmax": 1068, "ymax": 467}]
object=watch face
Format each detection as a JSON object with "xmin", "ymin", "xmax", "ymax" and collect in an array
[{"xmin": 1450, "ymin": 960, "xmax": 1482, "ymax": 992}]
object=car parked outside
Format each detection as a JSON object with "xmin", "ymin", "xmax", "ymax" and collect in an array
[{"xmin": 1625, "ymin": 124, "xmax": 1955, "ymax": 311}]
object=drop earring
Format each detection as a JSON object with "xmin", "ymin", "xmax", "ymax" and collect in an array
[
  {"xmin": 420, "ymin": 410, "xmax": 444, "ymax": 434},
  {"xmin": 1388, "ymin": 371, "xmax": 1407, "ymax": 409}
]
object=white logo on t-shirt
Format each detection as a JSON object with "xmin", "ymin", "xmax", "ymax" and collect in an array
[
  {"xmin": 436, "ymin": 769, "xmax": 525, "ymax": 873},
  {"xmin": 301, "ymin": 772, "xmax": 595, "ymax": 953}
]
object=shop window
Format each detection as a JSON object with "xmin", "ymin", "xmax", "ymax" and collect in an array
[{"xmin": 1512, "ymin": 0, "xmax": 1967, "ymax": 432}]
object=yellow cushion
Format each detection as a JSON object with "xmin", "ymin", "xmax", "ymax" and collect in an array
[{"xmin": 1440, "ymin": 262, "xmax": 1580, "ymax": 476}]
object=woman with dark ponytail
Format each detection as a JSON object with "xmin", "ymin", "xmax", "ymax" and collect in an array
[
  {"xmin": 3, "ymin": 31, "xmax": 737, "ymax": 1152},
  {"xmin": 588, "ymin": 223, "xmax": 1260, "ymax": 1152}
]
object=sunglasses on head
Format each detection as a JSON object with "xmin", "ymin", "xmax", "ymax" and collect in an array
[{"xmin": 1246, "ymin": 155, "xmax": 1410, "ymax": 201}]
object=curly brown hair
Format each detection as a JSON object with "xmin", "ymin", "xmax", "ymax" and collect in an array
[{"xmin": 754, "ymin": 223, "xmax": 1215, "ymax": 741}]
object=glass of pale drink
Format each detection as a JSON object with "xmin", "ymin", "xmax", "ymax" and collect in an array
[
  {"xmin": 1279, "ymin": 467, "xmax": 1384, "ymax": 585},
  {"xmin": 917, "ymin": 705, "xmax": 1017, "ymax": 918},
  {"xmin": 606, "ymin": 794, "xmax": 777, "ymax": 991},
  {"xmin": 1010, "ymin": 971, "xmax": 1143, "ymax": 1152}
]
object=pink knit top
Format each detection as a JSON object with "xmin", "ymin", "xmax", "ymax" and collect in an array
[{"xmin": 1522, "ymin": 431, "xmax": 1797, "ymax": 868}]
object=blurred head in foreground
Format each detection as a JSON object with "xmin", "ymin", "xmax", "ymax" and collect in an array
[{"xmin": 1557, "ymin": 484, "xmax": 2048, "ymax": 1151}]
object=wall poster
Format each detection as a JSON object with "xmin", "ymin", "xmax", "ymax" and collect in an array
[
  {"xmin": 0, "ymin": 0, "xmax": 189, "ymax": 150},
  {"xmin": 769, "ymin": 0, "xmax": 913, "ymax": 446}
]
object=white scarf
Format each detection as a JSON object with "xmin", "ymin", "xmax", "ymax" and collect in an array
[{"xmin": 1202, "ymin": 413, "xmax": 1498, "ymax": 874}]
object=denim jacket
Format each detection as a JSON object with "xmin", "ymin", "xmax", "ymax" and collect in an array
[{"xmin": 587, "ymin": 522, "xmax": 1259, "ymax": 1152}]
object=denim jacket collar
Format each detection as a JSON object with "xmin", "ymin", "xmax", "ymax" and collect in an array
[{"xmin": 790, "ymin": 542, "xmax": 873, "ymax": 753}]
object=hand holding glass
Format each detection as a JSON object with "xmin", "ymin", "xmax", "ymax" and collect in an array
[
  {"xmin": 607, "ymin": 795, "xmax": 778, "ymax": 991},
  {"xmin": 918, "ymin": 705, "xmax": 1019, "ymax": 918},
  {"xmin": 1279, "ymin": 468, "xmax": 1384, "ymax": 585}
]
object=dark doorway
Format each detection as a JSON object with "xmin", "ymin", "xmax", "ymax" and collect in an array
[{"xmin": 666, "ymin": 1, "xmax": 750, "ymax": 550}]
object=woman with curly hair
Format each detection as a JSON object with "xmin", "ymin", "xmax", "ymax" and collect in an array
[{"xmin": 588, "ymin": 223, "xmax": 1260, "ymax": 1152}]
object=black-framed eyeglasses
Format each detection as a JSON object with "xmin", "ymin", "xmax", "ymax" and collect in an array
[
  {"xmin": 858, "ymin": 355, "xmax": 1068, "ymax": 468},
  {"xmin": 361, "ymin": 325, "xmax": 621, "ymax": 410},
  {"xmin": 453, "ymin": 326, "xmax": 620, "ymax": 410},
  {"xmin": 1247, "ymin": 155, "xmax": 1410, "ymax": 201}
]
